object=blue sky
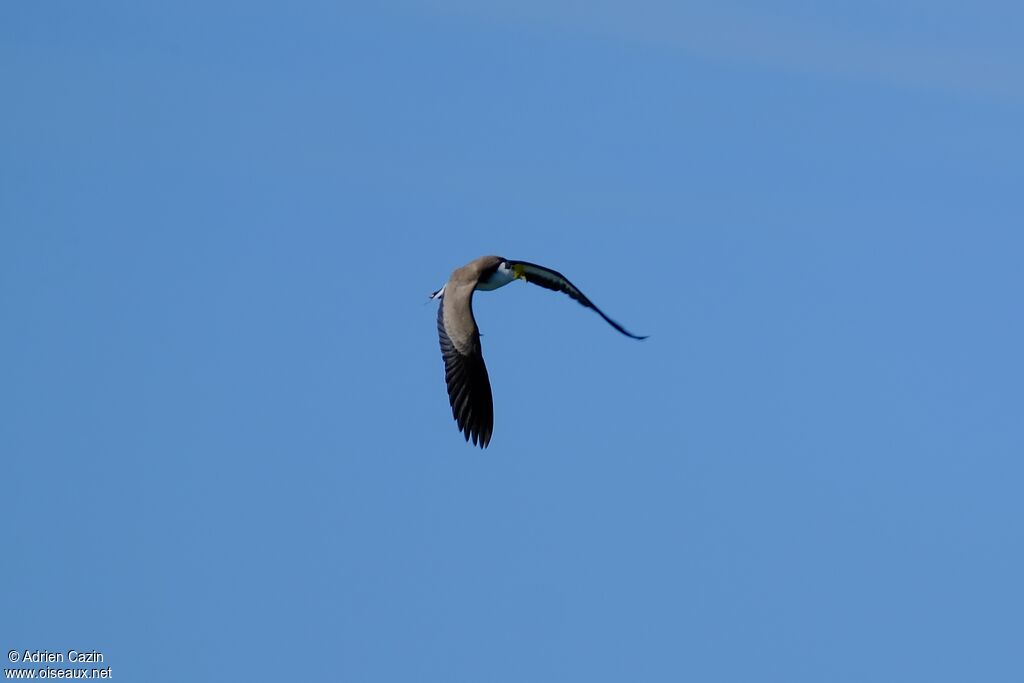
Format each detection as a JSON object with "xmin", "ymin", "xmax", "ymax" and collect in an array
[{"xmin": 3, "ymin": 1, "xmax": 1022, "ymax": 680}]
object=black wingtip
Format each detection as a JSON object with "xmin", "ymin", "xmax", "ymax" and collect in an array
[
  {"xmin": 461, "ymin": 424, "xmax": 490, "ymax": 449},
  {"xmin": 607, "ymin": 320, "xmax": 648, "ymax": 341}
]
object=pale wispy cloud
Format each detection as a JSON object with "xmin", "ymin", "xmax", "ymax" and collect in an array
[{"xmin": 412, "ymin": 0, "xmax": 1023, "ymax": 102}]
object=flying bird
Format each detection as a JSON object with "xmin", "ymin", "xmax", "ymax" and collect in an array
[{"xmin": 431, "ymin": 255, "xmax": 647, "ymax": 448}]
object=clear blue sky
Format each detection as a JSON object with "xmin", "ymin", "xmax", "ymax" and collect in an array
[{"xmin": 3, "ymin": 2, "xmax": 1022, "ymax": 681}]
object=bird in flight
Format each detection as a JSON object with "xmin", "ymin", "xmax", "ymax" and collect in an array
[{"xmin": 431, "ymin": 255, "xmax": 647, "ymax": 448}]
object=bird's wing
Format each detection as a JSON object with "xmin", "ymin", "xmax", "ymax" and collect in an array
[
  {"xmin": 437, "ymin": 285, "xmax": 493, "ymax": 448},
  {"xmin": 507, "ymin": 260, "xmax": 648, "ymax": 340}
]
